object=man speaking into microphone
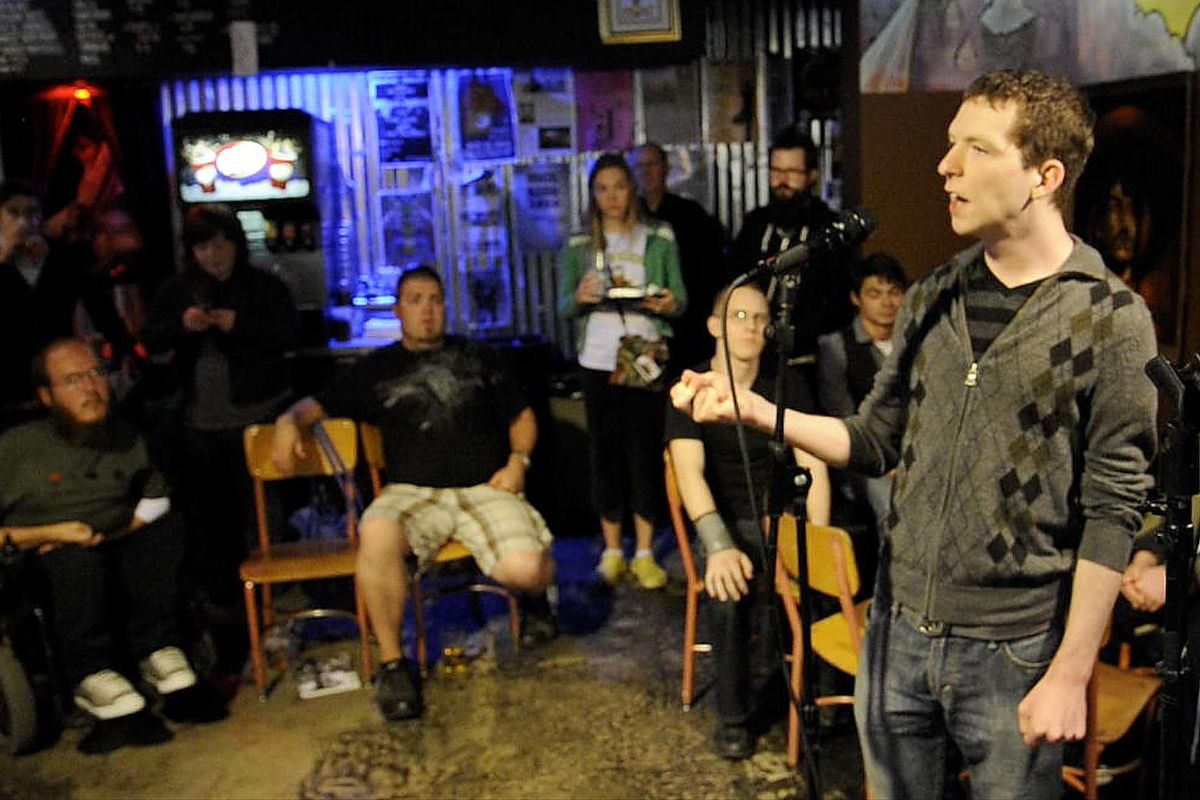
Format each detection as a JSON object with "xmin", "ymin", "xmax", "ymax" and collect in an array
[
  {"xmin": 730, "ymin": 125, "xmax": 856, "ymax": 396},
  {"xmin": 675, "ymin": 70, "xmax": 1158, "ymax": 797}
]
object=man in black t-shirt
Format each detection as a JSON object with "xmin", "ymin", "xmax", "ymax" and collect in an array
[
  {"xmin": 272, "ymin": 266, "xmax": 555, "ymax": 722},
  {"xmin": 664, "ymin": 282, "xmax": 829, "ymax": 759}
]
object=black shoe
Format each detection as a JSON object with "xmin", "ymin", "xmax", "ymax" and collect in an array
[
  {"xmin": 161, "ymin": 684, "xmax": 230, "ymax": 724},
  {"xmin": 519, "ymin": 591, "xmax": 560, "ymax": 648},
  {"xmin": 713, "ymin": 723, "xmax": 753, "ymax": 761},
  {"xmin": 77, "ymin": 711, "xmax": 174, "ymax": 754},
  {"xmin": 520, "ymin": 609, "xmax": 559, "ymax": 648},
  {"xmin": 374, "ymin": 659, "xmax": 423, "ymax": 721}
]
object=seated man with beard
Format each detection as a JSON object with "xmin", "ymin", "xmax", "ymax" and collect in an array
[{"xmin": 0, "ymin": 339, "xmax": 201, "ymax": 742}]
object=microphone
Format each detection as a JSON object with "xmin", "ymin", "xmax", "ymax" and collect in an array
[{"xmin": 762, "ymin": 206, "xmax": 877, "ymax": 276}]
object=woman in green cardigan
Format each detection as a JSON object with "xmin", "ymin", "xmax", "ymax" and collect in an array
[{"xmin": 558, "ymin": 152, "xmax": 687, "ymax": 590}]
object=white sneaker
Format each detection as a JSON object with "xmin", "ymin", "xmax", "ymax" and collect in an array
[
  {"xmin": 74, "ymin": 670, "xmax": 146, "ymax": 720},
  {"xmin": 139, "ymin": 646, "xmax": 197, "ymax": 695}
]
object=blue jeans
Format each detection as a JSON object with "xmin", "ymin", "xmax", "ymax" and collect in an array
[{"xmin": 853, "ymin": 602, "xmax": 1064, "ymax": 799}]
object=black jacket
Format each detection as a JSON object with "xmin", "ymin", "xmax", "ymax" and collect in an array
[
  {"xmin": 731, "ymin": 196, "xmax": 854, "ymax": 358},
  {"xmin": 143, "ymin": 265, "xmax": 298, "ymax": 406}
]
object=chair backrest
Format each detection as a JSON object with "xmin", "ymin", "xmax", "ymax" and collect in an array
[
  {"xmin": 242, "ymin": 418, "xmax": 360, "ymax": 552},
  {"xmin": 776, "ymin": 516, "xmax": 861, "ymax": 600},
  {"xmin": 360, "ymin": 422, "xmax": 386, "ymax": 496},
  {"xmin": 663, "ymin": 447, "xmax": 701, "ymax": 588},
  {"xmin": 244, "ymin": 418, "xmax": 359, "ymax": 480}
]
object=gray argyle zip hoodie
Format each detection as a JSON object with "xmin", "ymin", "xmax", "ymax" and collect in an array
[{"xmin": 845, "ymin": 239, "xmax": 1157, "ymax": 636}]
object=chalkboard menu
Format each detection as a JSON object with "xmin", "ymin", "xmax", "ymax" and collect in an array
[
  {"xmin": 0, "ymin": 0, "xmax": 704, "ymax": 81},
  {"xmin": 0, "ymin": 0, "xmax": 250, "ymax": 79}
]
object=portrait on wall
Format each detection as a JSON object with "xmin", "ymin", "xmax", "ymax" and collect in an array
[{"xmin": 1073, "ymin": 73, "xmax": 1191, "ymax": 349}]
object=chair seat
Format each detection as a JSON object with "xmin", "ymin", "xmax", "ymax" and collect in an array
[
  {"xmin": 432, "ymin": 540, "xmax": 474, "ymax": 564},
  {"xmin": 1094, "ymin": 663, "xmax": 1161, "ymax": 744},
  {"xmin": 811, "ymin": 600, "xmax": 870, "ymax": 676},
  {"xmin": 239, "ymin": 540, "xmax": 358, "ymax": 584}
]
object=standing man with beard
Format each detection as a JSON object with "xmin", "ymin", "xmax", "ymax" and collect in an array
[
  {"xmin": 731, "ymin": 127, "xmax": 854, "ymax": 393},
  {"xmin": 272, "ymin": 265, "xmax": 557, "ymax": 723},
  {"xmin": 0, "ymin": 339, "xmax": 201, "ymax": 738}
]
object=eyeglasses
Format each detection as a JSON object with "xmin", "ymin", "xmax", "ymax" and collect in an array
[
  {"xmin": 769, "ymin": 167, "xmax": 810, "ymax": 180},
  {"xmin": 727, "ymin": 309, "xmax": 770, "ymax": 327},
  {"xmin": 55, "ymin": 366, "xmax": 108, "ymax": 389}
]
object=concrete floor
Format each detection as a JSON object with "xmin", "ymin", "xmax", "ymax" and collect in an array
[{"xmin": 0, "ymin": 538, "xmax": 867, "ymax": 800}]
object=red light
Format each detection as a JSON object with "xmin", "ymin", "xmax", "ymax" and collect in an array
[{"xmin": 73, "ymin": 87, "xmax": 92, "ymax": 101}]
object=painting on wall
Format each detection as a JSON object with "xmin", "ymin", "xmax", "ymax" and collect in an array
[
  {"xmin": 1073, "ymin": 72, "xmax": 1191, "ymax": 350},
  {"xmin": 575, "ymin": 70, "xmax": 635, "ymax": 152},
  {"xmin": 859, "ymin": 0, "xmax": 1198, "ymax": 93},
  {"xmin": 705, "ymin": 60, "xmax": 757, "ymax": 143}
]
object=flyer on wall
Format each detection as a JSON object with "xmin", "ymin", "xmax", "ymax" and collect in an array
[
  {"xmin": 456, "ymin": 69, "xmax": 517, "ymax": 161},
  {"xmin": 370, "ymin": 70, "xmax": 435, "ymax": 164},
  {"xmin": 513, "ymin": 68, "xmax": 575, "ymax": 157}
]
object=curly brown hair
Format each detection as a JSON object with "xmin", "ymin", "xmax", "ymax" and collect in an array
[{"xmin": 963, "ymin": 70, "xmax": 1095, "ymax": 205}]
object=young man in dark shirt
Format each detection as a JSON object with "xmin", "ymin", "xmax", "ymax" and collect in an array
[
  {"xmin": 272, "ymin": 266, "xmax": 556, "ymax": 722},
  {"xmin": 665, "ymin": 282, "xmax": 829, "ymax": 759}
]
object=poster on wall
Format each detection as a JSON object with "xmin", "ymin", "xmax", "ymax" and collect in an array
[
  {"xmin": 662, "ymin": 145, "xmax": 711, "ymax": 210},
  {"xmin": 705, "ymin": 61, "xmax": 756, "ymax": 143},
  {"xmin": 370, "ymin": 71, "xmax": 434, "ymax": 163},
  {"xmin": 457, "ymin": 69, "xmax": 516, "ymax": 161},
  {"xmin": 379, "ymin": 164, "xmax": 438, "ymax": 285},
  {"xmin": 513, "ymin": 68, "xmax": 575, "ymax": 157},
  {"xmin": 574, "ymin": 70, "xmax": 635, "ymax": 152},
  {"xmin": 512, "ymin": 162, "xmax": 571, "ymax": 252},
  {"xmin": 641, "ymin": 64, "xmax": 700, "ymax": 144},
  {"xmin": 457, "ymin": 169, "xmax": 512, "ymax": 329}
]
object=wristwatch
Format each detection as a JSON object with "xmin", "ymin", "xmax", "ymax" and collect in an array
[{"xmin": 512, "ymin": 451, "xmax": 532, "ymax": 469}]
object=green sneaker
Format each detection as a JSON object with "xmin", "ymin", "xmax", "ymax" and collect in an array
[
  {"xmin": 630, "ymin": 555, "xmax": 667, "ymax": 590},
  {"xmin": 596, "ymin": 551, "xmax": 626, "ymax": 584}
]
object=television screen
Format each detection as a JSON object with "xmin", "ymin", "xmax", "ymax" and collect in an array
[{"xmin": 176, "ymin": 120, "xmax": 313, "ymax": 204}]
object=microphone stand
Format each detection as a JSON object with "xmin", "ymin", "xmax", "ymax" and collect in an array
[
  {"xmin": 1145, "ymin": 354, "xmax": 1200, "ymax": 800},
  {"xmin": 763, "ymin": 270, "xmax": 820, "ymax": 800}
]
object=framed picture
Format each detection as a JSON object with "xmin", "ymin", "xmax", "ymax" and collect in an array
[
  {"xmin": 597, "ymin": 0, "xmax": 681, "ymax": 45},
  {"xmin": 1073, "ymin": 72, "xmax": 1193, "ymax": 352}
]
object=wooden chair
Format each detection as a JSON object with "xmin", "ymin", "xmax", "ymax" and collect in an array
[
  {"xmin": 663, "ymin": 447, "xmax": 713, "ymax": 711},
  {"xmin": 776, "ymin": 516, "xmax": 870, "ymax": 771},
  {"xmin": 240, "ymin": 418, "xmax": 373, "ymax": 700},
  {"xmin": 359, "ymin": 422, "xmax": 521, "ymax": 676},
  {"xmin": 1061, "ymin": 628, "xmax": 1162, "ymax": 799}
]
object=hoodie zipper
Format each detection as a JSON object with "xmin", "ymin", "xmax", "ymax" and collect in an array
[{"xmin": 917, "ymin": 269, "xmax": 1061, "ymax": 630}]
